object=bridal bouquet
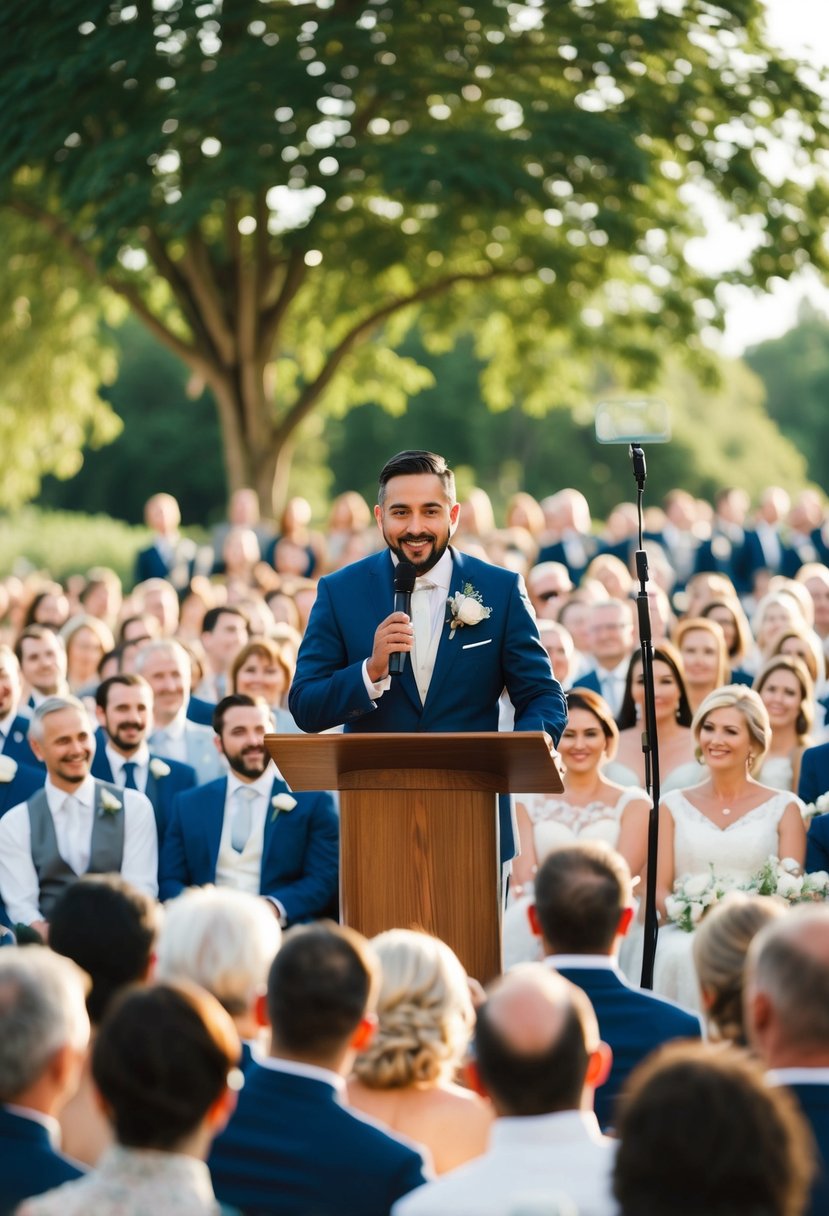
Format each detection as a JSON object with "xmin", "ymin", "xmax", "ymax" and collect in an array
[
  {"xmin": 802, "ymin": 793, "xmax": 829, "ymax": 823},
  {"xmin": 744, "ymin": 855, "xmax": 829, "ymax": 905},
  {"xmin": 664, "ymin": 867, "xmax": 735, "ymax": 933}
]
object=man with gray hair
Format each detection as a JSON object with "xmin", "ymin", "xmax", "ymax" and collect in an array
[
  {"xmin": 745, "ymin": 905, "xmax": 829, "ymax": 1216},
  {"xmin": 136, "ymin": 640, "xmax": 224, "ymax": 784},
  {"xmin": 0, "ymin": 946, "xmax": 89, "ymax": 1208},
  {"xmin": 0, "ymin": 697, "xmax": 157, "ymax": 940}
]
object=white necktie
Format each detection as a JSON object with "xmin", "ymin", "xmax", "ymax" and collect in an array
[
  {"xmin": 231, "ymin": 786, "xmax": 257, "ymax": 853},
  {"xmin": 411, "ymin": 580, "xmax": 436, "ymax": 703},
  {"xmin": 60, "ymin": 794, "xmax": 88, "ymax": 874}
]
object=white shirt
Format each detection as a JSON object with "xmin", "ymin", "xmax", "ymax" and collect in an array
[
  {"xmin": 150, "ymin": 710, "xmax": 188, "ymax": 764},
  {"xmin": 590, "ymin": 658, "xmax": 629, "ymax": 717},
  {"xmin": 362, "ymin": 549, "xmax": 454, "ymax": 699},
  {"xmin": 392, "ymin": 1110, "xmax": 616, "ymax": 1216},
  {"xmin": 767, "ymin": 1067, "xmax": 829, "ymax": 1087},
  {"xmin": 105, "ymin": 742, "xmax": 150, "ymax": 793},
  {"xmin": 0, "ymin": 774, "xmax": 158, "ymax": 925}
]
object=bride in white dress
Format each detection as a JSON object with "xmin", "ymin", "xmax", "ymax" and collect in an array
[
  {"xmin": 604, "ymin": 642, "xmax": 702, "ymax": 795},
  {"xmin": 653, "ymin": 685, "xmax": 807, "ymax": 1011},
  {"xmin": 504, "ymin": 688, "xmax": 650, "ymax": 968}
]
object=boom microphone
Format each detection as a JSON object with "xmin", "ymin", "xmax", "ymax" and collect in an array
[{"xmin": 389, "ymin": 560, "xmax": 417, "ymax": 675}]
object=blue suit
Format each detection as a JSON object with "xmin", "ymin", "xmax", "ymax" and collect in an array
[
  {"xmin": 553, "ymin": 961, "xmax": 703, "ymax": 1131},
  {"xmin": 185, "ymin": 695, "xmax": 216, "ymax": 727},
  {"xmin": 787, "ymin": 1082, "xmax": 829, "ymax": 1216},
  {"xmin": 209, "ymin": 1061, "xmax": 428, "ymax": 1216},
  {"xmin": 91, "ymin": 735, "xmax": 197, "ymax": 840},
  {"xmin": 158, "ymin": 775, "xmax": 339, "ymax": 924},
  {"xmin": 798, "ymin": 744, "xmax": 829, "ymax": 873},
  {"xmin": 1, "ymin": 714, "xmax": 39, "ymax": 770},
  {"xmin": 289, "ymin": 548, "xmax": 567, "ymax": 862},
  {"xmin": 0, "ymin": 1105, "xmax": 84, "ymax": 1213}
]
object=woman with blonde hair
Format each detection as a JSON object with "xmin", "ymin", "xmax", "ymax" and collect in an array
[
  {"xmin": 347, "ymin": 929, "xmax": 492, "ymax": 1174},
  {"xmin": 693, "ymin": 892, "xmax": 785, "ymax": 1044},
  {"xmin": 674, "ymin": 617, "xmax": 730, "ymax": 714},
  {"xmin": 60, "ymin": 613, "xmax": 115, "ymax": 696},
  {"xmin": 753, "ymin": 655, "xmax": 815, "ymax": 793}
]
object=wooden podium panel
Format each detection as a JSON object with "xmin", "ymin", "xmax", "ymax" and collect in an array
[{"xmin": 266, "ymin": 732, "xmax": 562, "ymax": 985}]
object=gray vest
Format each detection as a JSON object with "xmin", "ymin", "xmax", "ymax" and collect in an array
[{"xmin": 27, "ymin": 782, "xmax": 126, "ymax": 919}]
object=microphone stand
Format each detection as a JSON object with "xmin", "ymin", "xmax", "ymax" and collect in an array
[{"xmin": 629, "ymin": 444, "xmax": 661, "ymax": 989}]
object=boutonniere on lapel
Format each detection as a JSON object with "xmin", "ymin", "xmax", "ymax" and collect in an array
[
  {"xmin": 0, "ymin": 755, "xmax": 17, "ymax": 783},
  {"xmin": 149, "ymin": 758, "xmax": 171, "ymax": 779},
  {"xmin": 447, "ymin": 583, "xmax": 492, "ymax": 640},
  {"xmin": 99, "ymin": 790, "xmax": 122, "ymax": 816},
  {"xmin": 271, "ymin": 793, "xmax": 297, "ymax": 823}
]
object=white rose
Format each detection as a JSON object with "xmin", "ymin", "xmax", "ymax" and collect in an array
[
  {"xmin": 149, "ymin": 758, "xmax": 171, "ymax": 779},
  {"xmin": 99, "ymin": 790, "xmax": 122, "ymax": 814},
  {"xmin": 455, "ymin": 595, "xmax": 487, "ymax": 626},
  {"xmin": 682, "ymin": 873, "xmax": 711, "ymax": 899},
  {"xmin": 272, "ymin": 793, "xmax": 297, "ymax": 812},
  {"xmin": 780, "ymin": 857, "xmax": 801, "ymax": 875},
  {"xmin": 776, "ymin": 874, "xmax": 804, "ymax": 900},
  {"xmin": 664, "ymin": 896, "xmax": 682, "ymax": 921},
  {"xmin": 0, "ymin": 755, "xmax": 18, "ymax": 783},
  {"xmin": 689, "ymin": 902, "xmax": 704, "ymax": 925}
]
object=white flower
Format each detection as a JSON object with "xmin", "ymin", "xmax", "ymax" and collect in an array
[
  {"xmin": 776, "ymin": 873, "xmax": 804, "ymax": 900},
  {"xmin": 689, "ymin": 902, "xmax": 704, "ymax": 926},
  {"xmin": 664, "ymin": 895, "xmax": 683, "ymax": 921},
  {"xmin": 780, "ymin": 856, "xmax": 802, "ymax": 875},
  {"xmin": 99, "ymin": 790, "xmax": 122, "ymax": 815},
  {"xmin": 682, "ymin": 873, "xmax": 711, "ymax": 899},
  {"xmin": 807, "ymin": 871, "xmax": 829, "ymax": 894},
  {"xmin": 149, "ymin": 758, "xmax": 171, "ymax": 779},
  {"xmin": 271, "ymin": 792, "xmax": 297, "ymax": 822},
  {"xmin": 447, "ymin": 583, "xmax": 492, "ymax": 639},
  {"xmin": 0, "ymin": 755, "xmax": 18, "ymax": 783}
]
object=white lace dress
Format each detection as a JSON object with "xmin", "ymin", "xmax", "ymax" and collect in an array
[
  {"xmin": 650, "ymin": 788, "xmax": 797, "ymax": 1010},
  {"xmin": 502, "ymin": 787, "xmax": 648, "ymax": 969}
]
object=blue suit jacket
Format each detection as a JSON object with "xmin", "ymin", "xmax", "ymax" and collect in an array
[
  {"xmin": 158, "ymin": 775, "xmax": 339, "ymax": 924},
  {"xmin": 209, "ymin": 1062, "xmax": 428, "ymax": 1216},
  {"xmin": 554, "ymin": 961, "xmax": 703, "ymax": 1131},
  {"xmin": 186, "ymin": 695, "xmax": 216, "ymax": 727},
  {"xmin": 798, "ymin": 745, "xmax": 829, "ymax": 872},
  {"xmin": 1, "ymin": 714, "xmax": 39, "ymax": 770},
  {"xmin": 0, "ymin": 1105, "xmax": 84, "ymax": 1213},
  {"xmin": 788, "ymin": 1082, "xmax": 829, "ymax": 1216},
  {"xmin": 289, "ymin": 548, "xmax": 567, "ymax": 862},
  {"xmin": 91, "ymin": 735, "xmax": 197, "ymax": 840}
]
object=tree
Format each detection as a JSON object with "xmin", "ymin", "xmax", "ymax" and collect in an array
[{"xmin": 3, "ymin": 0, "xmax": 828, "ymax": 511}]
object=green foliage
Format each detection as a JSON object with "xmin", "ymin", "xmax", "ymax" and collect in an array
[
  {"xmin": 744, "ymin": 303, "xmax": 829, "ymax": 489},
  {"xmin": 1, "ymin": 0, "xmax": 828, "ymax": 506},
  {"xmin": 0, "ymin": 508, "xmax": 150, "ymax": 585}
]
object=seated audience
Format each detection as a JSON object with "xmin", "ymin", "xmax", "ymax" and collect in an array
[
  {"xmin": 348, "ymin": 929, "xmax": 492, "ymax": 1174},
  {"xmin": 674, "ymin": 616, "xmax": 729, "ymax": 714},
  {"xmin": 135, "ymin": 639, "xmax": 225, "ymax": 783},
  {"xmin": 20, "ymin": 983, "xmax": 241, "ymax": 1216},
  {"xmin": 753, "ymin": 655, "xmax": 815, "ymax": 792}
]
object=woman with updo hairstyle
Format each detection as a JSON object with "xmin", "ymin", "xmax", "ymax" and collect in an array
[
  {"xmin": 693, "ymin": 892, "xmax": 785, "ymax": 1045},
  {"xmin": 19, "ymin": 982, "xmax": 241, "ymax": 1216},
  {"xmin": 347, "ymin": 929, "xmax": 492, "ymax": 1175}
]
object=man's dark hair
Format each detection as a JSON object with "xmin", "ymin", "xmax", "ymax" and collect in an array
[
  {"xmin": 474, "ymin": 982, "xmax": 591, "ymax": 1115},
  {"xmin": 13, "ymin": 623, "xmax": 60, "ymax": 665},
  {"xmin": 201, "ymin": 605, "xmax": 249, "ymax": 635},
  {"xmin": 377, "ymin": 451, "xmax": 456, "ymax": 506},
  {"xmin": 94, "ymin": 672, "xmax": 151, "ymax": 712},
  {"xmin": 534, "ymin": 842, "xmax": 632, "ymax": 955},
  {"xmin": 212, "ymin": 691, "xmax": 271, "ymax": 736},
  {"xmin": 49, "ymin": 874, "xmax": 160, "ymax": 1024},
  {"xmin": 92, "ymin": 983, "xmax": 239, "ymax": 1150},
  {"xmin": 614, "ymin": 1043, "xmax": 813, "ymax": 1216},
  {"xmin": 267, "ymin": 922, "xmax": 377, "ymax": 1059}
]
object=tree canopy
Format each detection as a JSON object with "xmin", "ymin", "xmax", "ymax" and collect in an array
[{"xmin": 3, "ymin": 0, "xmax": 828, "ymax": 508}]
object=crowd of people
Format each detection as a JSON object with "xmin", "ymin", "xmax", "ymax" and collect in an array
[{"xmin": 1, "ymin": 470, "xmax": 829, "ymax": 1214}]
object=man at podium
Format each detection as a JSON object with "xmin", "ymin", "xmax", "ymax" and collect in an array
[{"xmin": 289, "ymin": 450, "xmax": 567, "ymax": 866}]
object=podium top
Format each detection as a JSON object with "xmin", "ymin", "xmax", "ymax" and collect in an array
[{"xmin": 265, "ymin": 731, "xmax": 564, "ymax": 795}]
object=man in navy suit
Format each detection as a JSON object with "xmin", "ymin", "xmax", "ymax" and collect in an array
[
  {"xmin": 92, "ymin": 673, "xmax": 197, "ymax": 840},
  {"xmin": 209, "ymin": 921, "xmax": 429, "ymax": 1215},
  {"xmin": 798, "ymin": 743, "xmax": 829, "ymax": 872},
  {"xmin": 159, "ymin": 694, "xmax": 338, "ymax": 926},
  {"xmin": 133, "ymin": 492, "xmax": 198, "ymax": 592},
  {"xmin": 746, "ymin": 906, "xmax": 829, "ymax": 1216},
  {"xmin": 289, "ymin": 450, "xmax": 567, "ymax": 864},
  {"xmin": 0, "ymin": 947, "xmax": 89, "ymax": 1209},
  {"xmin": 530, "ymin": 840, "xmax": 702, "ymax": 1131},
  {"xmin": 0, "ymin": 646, "xmax": 39, "ymax": 768},
  {"xmin": 136, "ymin": 640, "xmax": 225, "ymax": 784}
]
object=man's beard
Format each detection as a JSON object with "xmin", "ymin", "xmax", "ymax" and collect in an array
[
  {"xmin": 383, "ymin": 529, "xmax": 451, "ymax": 575},
  {"xmin": 226, "ymin": 747, "xmax": 268, "ymax": 781},
  {"xmin": 110, "ymin": 722, "xmax": 144, "ymax": 754}
]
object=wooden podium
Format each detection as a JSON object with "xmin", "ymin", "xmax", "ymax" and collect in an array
[{"xmin": 265, "ymin": 732, "xmax": 563, "ymax": 985}]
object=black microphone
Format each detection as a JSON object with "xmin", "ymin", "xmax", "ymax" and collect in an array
[{"xmin": 389, "ymin": 560, "xmax": 417, "ymax": 676}]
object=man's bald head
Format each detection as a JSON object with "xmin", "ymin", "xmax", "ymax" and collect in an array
[
  {"xmin": 746, "ymin": 907, "xmax": 829, "ymax": 1067},
  {"xmin": 473, "ymin": 966, "xmax": 602, "ymax": 1117}
]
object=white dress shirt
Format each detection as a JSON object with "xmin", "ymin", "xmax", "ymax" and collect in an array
[
  {"xmin": 0, "ymin": 774, "xmax": 158, "ymax": 925},
  {"xmin": 392, "ymin": 1110, "xmax": 616, "ymax": 1216},
  {"xmin": 590, "ymin": 659, "xmax": 629, "ymax": 717},
  {"xmin": 105, "ymin": 742, "xmax": 150, "ymax": 793},
  {"xmin": 362, "ymin": 549, "xmax": 454, "ymax": 700},
  {"xmin": 149, "ymin": 710, "xmax": 188, "ymax": 765}
]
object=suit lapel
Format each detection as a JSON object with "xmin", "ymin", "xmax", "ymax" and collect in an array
[{"xmin": 371, "ymin": 551, "xmax": 422, "ymax": 713}]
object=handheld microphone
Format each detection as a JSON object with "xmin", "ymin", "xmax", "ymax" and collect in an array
[{"xmin": 389, "ymin": 560, "xmax": 417, "ymax": 676}]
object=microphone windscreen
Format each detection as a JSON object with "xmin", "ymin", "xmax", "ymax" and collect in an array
[{"xmin": 393, "ymin": 560, "xmax": 417, "ymax": 593}]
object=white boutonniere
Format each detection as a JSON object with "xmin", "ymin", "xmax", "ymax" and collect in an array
[
  {"xmin": 271, "ymin": 793, "xmax": 297, "ymax": 823},
  {"xmin": 447, "ymin": 583, "xmax": 492, "ymax": 640},
  {"xmin": 0, "ymin": 755, "xmax": 17, "ymax": 783},
  {"xmin": 803, "ymin": 792, "xmax": 829, "ymax": 822},
  {"xmin": 149, "ymin": 758, "xmax": 171, "ymax": 779},
  {"xmin": 99, "ymin": 789, "xmax": 122, "ymax": 816}
]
